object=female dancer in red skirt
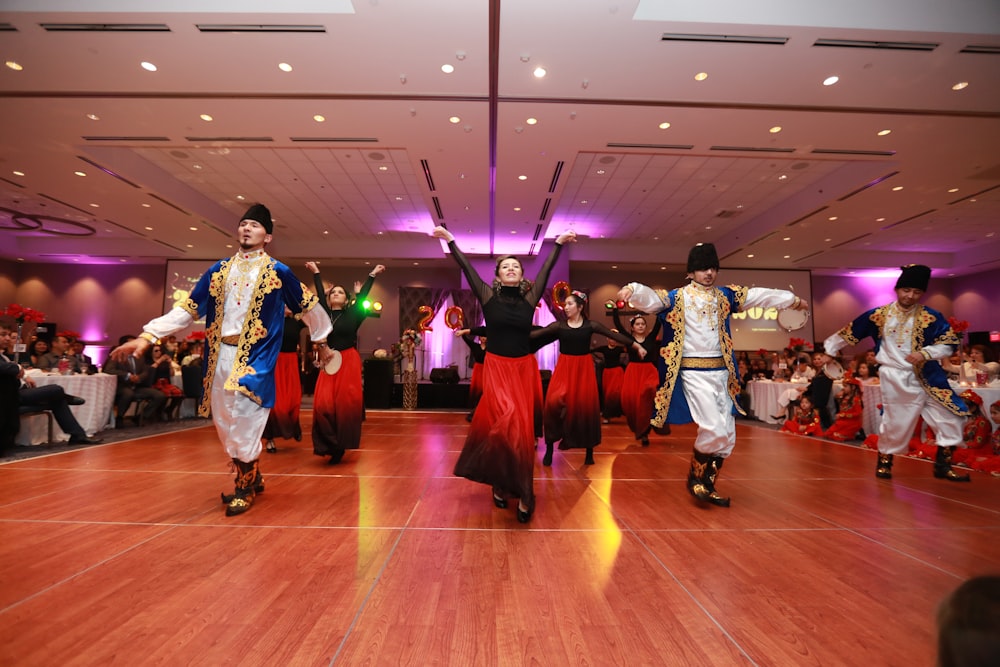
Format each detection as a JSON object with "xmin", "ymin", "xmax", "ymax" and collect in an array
[
  {"xmin": 533, "ymin": 291, "xmax": 645, "ymax": 466},
  {"xmin": 461, "ymin": 332, "xmax": 487, "ymax": 422},
  {"xmin": 262, "ymin": 307, "xmax": 309, "ymax": 453},
  {"xmin": 614, "ymin": 310, "xmax": 664, "ymax": 445},
  {"xmin": 432, "ymin": 225, "xmax": 576, "ymax": 522},
  {"xmin": 306, "ymin": 261, "xmax": 385, "ymax": 464},
  {"xmin": 592, "ymin": 332, "xmax": 626, "ymax": 423}
]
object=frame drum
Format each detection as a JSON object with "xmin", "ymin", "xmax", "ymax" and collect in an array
[
  {"xmin": 776, "ymin": 308, "xmax": 809, "ymax": 332},
  {"xmin": 323, "ymin": 349, "xmax": 343, "ymax": 375},
  {"xmin": 823, "ymin": 360, "xmax": 844, "ymax": 380}
]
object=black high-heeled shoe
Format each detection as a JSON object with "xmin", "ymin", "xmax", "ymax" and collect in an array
[
  {"xmin": 492, "ymin": 487, "xmax": 508, "ymax": 509},
  {"xmin": 516, "ymin": 496, "xmax": 534, "ymax": 523},
  {"xmin": 584, "ymin": 448, "xmax": 595, "ymax": 465},
  {"xmin": 265, "ymin": 439, "xmax": 277, "ymax": 453},
  {"xmin": 542, "ymin": 441, "xmax": 554, "ymax": 466}
]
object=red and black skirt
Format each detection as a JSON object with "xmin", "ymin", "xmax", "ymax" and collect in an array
[
  {"xmin": 601, "ymin": 366, "xmax": 624, "ymax": 419},
  {"xmin": 543, "ymin": 353, "xmax": 601, "ymax": 450},
  {"xmin": 454, "ymin": 353, "xmax": 539, "ymax": 500},
  {"xmin": 621, "ymin": 362, "xmax": 658, "ymax": 438},
  {"xmin": 312, "ymin": 347, "xmax": 364, "ymax": 455},
  {"xmin": 469, "ymin": 362, "xmax": 484, "ymax": 408},
  {"xmin": 263, "ymin": 351, "xmax": 303, "ymax": 440}
]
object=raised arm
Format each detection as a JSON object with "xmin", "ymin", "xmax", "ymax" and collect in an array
[
  {"xmin": 306, "ymin": 261, "xmax": 333, "ymax": 318},
  {"xmin": 526, "ymin": 231, "xmax": 576, "ymax": 306},
  {"xmin": 432, "ymin": 226, "xmax": 492, "ymax": 305},
  {"xmin": 591, "ymin": 320, "xmax": 646, "ymax": 359},
  {"xmin": 355, "ymin": 264, "xmax": 385, "ymax": 301}
]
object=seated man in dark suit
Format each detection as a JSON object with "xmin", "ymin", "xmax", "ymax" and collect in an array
[
  {"xmin": 69, "ymin": 339, "xmax": 97, "ymax": 374},
  {"xmin": 102, "ymin": 335, "xmax": 166, "ymax": 425},
  {"xmin": 0, "ymin": 324, "xmax": 101, "ymax": 446}
]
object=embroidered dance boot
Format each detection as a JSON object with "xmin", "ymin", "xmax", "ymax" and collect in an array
[
  {"xmin": 933, "ymin": 446, "xmax": 971, "ymax": 482},
  {"xmin": 875, "ymin": 453, "xmax": 893, "ymax": 479},
  {"xmin": 221, "ymin": 457, "xmax": 264, "ymax": 504},
  {"xmin": 542, "ymin": 441, "xmax": 554, "ymax": 466},
  {"xmin": 686, "ymin": 450, "xmax": 731, "ymax": 507},
  {"xmin": 225, "ymin": 459, "xmax": 260, "ymax": 516},
  {"xmin": 584, "ymin": 447, "xmax": 595, "ymax": 465}
]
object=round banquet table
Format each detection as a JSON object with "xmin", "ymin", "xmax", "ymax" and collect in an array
[{"xmin": 16, "ymin": 372, "xmax": 117, "ymax": 445}]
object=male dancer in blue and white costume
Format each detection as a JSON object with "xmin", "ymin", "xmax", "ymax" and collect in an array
[
  {"xmin": 110, "ymin": 204, "xmax": 333, "ymax": 515},
  {"xmin": 820, "ymin": 264, "xmax": 970, "ymax": 482},
  {"xmin": 618, "ymin": 243, "xmax": 808, "ymax": 507}
]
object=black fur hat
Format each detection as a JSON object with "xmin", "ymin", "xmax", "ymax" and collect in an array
[
  {"xmin": 895, "ymin": 264, "xmax": 930, "ymax": 291},
  {"xmin": 240, "ymin": 203, "xmax": 273, "ymax": 234},
  {"xmin": 687, "ymin": 243, "xmax": 720, "ymax": 273}
]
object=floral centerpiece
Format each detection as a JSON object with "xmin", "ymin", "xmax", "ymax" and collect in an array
[
  {"xmin": 3, "ymin": 303, "xmax": 46, "ymax": 363},
  {"xmin": 400, "ymin": 328, "xmax": 422, "ymax": 347},
  {"xmin": 185, "ymin": 330, "xmax": 206, "ymax": 342},
  {"xmin": 57, "ymin": 329, "xmax": 81, "ymax": 342},
  {"xmin": 788, "ymin": 337, "xmax": 813, "ymax": 354}
]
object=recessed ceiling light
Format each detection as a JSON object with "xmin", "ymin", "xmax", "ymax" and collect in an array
[
  {"xmin": 694, "ymin": 72, "xmax": 708, "ymax": 81},
  {"xmin": 526, "ymin": 118, "xmax": 537, "ymax": 125},
  {"xmin": 449, "ymin": 116, "xmax": 461, "ymax": 124},
  {"xmin": 952, "ymin": 81, "xmax": 969, "ymax": 91},
  {"xmin": 86, "ymin": 113, "xmax": 99, "ymax": 121},
  {"xmin": 200, "ymin": 114, "xmax": 213, "ymax": 122},
  {"xmin": 828, "ymin": 216, "xmax": 837, "ymax": 221},
  {"xmin": 120, "ymin": 258, "xmax": 127, "ymax": 263},
  {"xmin": 441, "ymin": 64, "xmax": 455, "ymax": 74},
  {"xmin": 877, "ymin": 129, "xmax": 891, "ymax": 136},
  {"xmin": 12, "ymin": 170, "xmax": 24, "ymax": 176},
  {"xmin": 769, "ymin": 126, "xmax": 782, "ymax": 134},
  {"xmin": 142, "ymin": 203, "xmax": 151, "ymax": 208},
  {"xmin": 226, "ymin": 244, "xmax": 233, "ymax": 248},
  {"xmin": 140, "ymin": 61, "xmax": 157, "ymax": 72},
  {"xmin": 518, "ymin": 175, "xmax": 527, "ymax": 181},
  {"xmin": 660, "ymin": 266, "xmax": 667, "ymax": 270},
  {"xmin": 313, "ymin": 114, "xmax": 325, "ymax": 122},
  {"xmin": 783, "ymin": 255, "xmax": 790, "ymax": 259},
  {"xmin": 278, "ymin": 62, "xmax": 293, "ymax": 72},
  {"xmin": 236, "ymin": 195, "xmax": 245, "ymax": 201},
  {"xmin": 513, "ymin": 207, "xmax": 521, "ymax": 211},
  {"xmin": 611, "ymin": 265, "xmax": 618, "ymax": 269},
  {"xmin": 778, "ymin": 174, "xmax": 788, "ymax": 180},
  {"xmin": 823, "ymin": 75, "xmax": 839, "ymax": 86},
  {"xmin": 705, "ymin": 226, "xmax": 712, "ymax": 230},
  {"xmin": 596, "ymin": 169, "xmax": 605, "ymax": 175},
  {"xmin": 323, "ymin": 230, "xmax": 329, "ymax": 235},
  {"xmin": 89, "ymin": 203, "xmax": 99, "ymax": 208},
  {"xmin": 510, "ymin": 230, "xmax": 517, "ymax": 234},
  {"xmin": 892, "ymin": 186, "xmax": 904, "ymax": 191},
  {"xmin": 533, "ymin": 67, "xmax": 547, "ymax": 78},
  {"xmin": 658, "ymin": 122, "xmax": 671, "ymax": 130},
  {"xmin": 580, "ymin": 200, "xmax": 588, "ymax": 204},
  {"xmin": 783, "ymin": 237, "xmax": 791, "ymax": 241},
  {"xmin": 876, "ymin": 217, "xmax": 885, "ymax": 222},
  {"xmin": 74, "ymin": 171, "xmax": 86, "ymax": 177},
  {"xmin": 5, "ymin": 61, "xmax": 23, "ymax": 71},
  {"xmin": 413, "ymin": 261, "xmax": 420, "ymax": 265},
  {"xmin": 394, "ymin": 196, "xmax": 403, "ymax": 201},
  {"xmin": 378, "ymin": 165, "xmax": 388, "ymax": 171},
  {"xmin": 947, "ymin": 188, "xmax": 959, "ymax": 193},
  {"xmin": 824, "ymin": 238, "xmax": 831, "ymax": 242},
  {"xmin": 186, "ymin": 244, "xmax": 193, "ymax": 248},
  {"xmin": 189, "ymin": 226, "xmax": 198, "ymax": 231},
  {"xmin": 746, "ymin": 254, "xmax": 755, "ymax": 258},
  {"xmin": 144, "ymin": 226, "xmax": 153, "ymax": 231}
]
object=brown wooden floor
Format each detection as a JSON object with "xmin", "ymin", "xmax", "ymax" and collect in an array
[{"xmin": 1, "ymin": 411, "xmax": 998, "ymax": 666}]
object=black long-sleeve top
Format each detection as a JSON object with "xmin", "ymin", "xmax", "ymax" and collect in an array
[
  {"xmin": 280, "ymin": 316, "xmax": 307, "ymax": 353},
  {"xmin": 612, "ymin": 310, "xmax": 662, "ymax": 364},
  {"xmin": 592, "ymin": 344, "xmax": 627, "ymax": 369},
  {"xmin": 531, "ymin": 320, "xmax": 635, "ymax": 356},
  {"xmin": 461, "ymin": 333, "xmax": 487, "ymax": 365},
  {"xmin": 313, "ymin": 272, "xmax": 376, "ymax": 351},
  {"xmin": 447, "ymin": 239, "xmax": 564, "ymax": 358}
]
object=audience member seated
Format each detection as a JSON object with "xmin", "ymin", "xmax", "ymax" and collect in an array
[
  {"xmin": 103, "ymin": 335, "xmax": 166, "ymax": 426},
  {"xmin": 936, "ymin": 575, "xmax": 1000, "ymax": 667},
  {"xmin": 822, "ymin": 373, "xmax": 863, "ymax": 441},
  {"xmin": 855, "ymin": 360, "xmax": 879, "ymax": 384},
  {"xmin": 736, "ymin": 359, "xmax": 751, "ymax": 415},
  {"xmin": 779, "ymin": 394, "xmax": 822, "ymax": 436},
  {"xmin": 27, "ymin": 338, "xmax": 49, "ymax": 368},
  {"xmin": 148, "ymin": 344, "xmax": 183, "ymax": 420},
  {"xmin": 790, "ymin": 355, "xmax": 815, "ymax": 383},
  {"xmin": 181, "ymin": 340, "xmax": 204, "ymax": 366},
  {"xmin": 942, "ymin": 344, "xmax": 999, "ymax": 385},
  {"xmin": 952, "ymin": 390, "xmax": 1000, "ymax": 475},
  {"xmin": 0, "ymin": 324, "xmax": 101, "ymax": 445},
  {"xmin": 35, "ymin": 334, "xmax": 80, "ymax": 374},
  {"xmin": 69, "ymin": 339, "xmax": 96, "ymax": 374},
  {"xmin": 749, "ymin": 357, "xmax": 772, "ymax": 380}
]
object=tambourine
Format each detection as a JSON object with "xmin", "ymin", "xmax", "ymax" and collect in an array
[
  {"xmin": 323, "ymin": 349, "xmax": 343, "ymax": 375},
  {"xmin": 776, "ymin": 308, "xmax": 810, "ymax": 332},
  {"xmin": 823, "ymin": 360, "xmax": 844, "ymax": 380}
]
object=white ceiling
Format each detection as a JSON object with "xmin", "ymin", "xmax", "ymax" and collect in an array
[{"xmin": 1, "ymin": 0, "xmax": 998, "ymax": 277}]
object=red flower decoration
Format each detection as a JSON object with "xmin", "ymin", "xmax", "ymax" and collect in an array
[
  {"xmin": 186, "ymin": 330, "xmax": 206, "ymax": 341},
  {"xmin": 947, "ymin": 317, "xmax": 969, "ymax": 334},
  {"xmin": 3, "ymin": 303, "xmax": 46, "ymax": 324},
  {"xmin": 57, "ymin": 329, "xmax": 81, "ymax": 340},
  {"xmin": 757, "ymin": 348, "xmax": 768, "ymax": 358}
]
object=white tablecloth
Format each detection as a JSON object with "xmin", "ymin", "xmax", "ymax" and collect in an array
[
  {"xmin": 747, "ymin": 380, "xmax": 811, "ymax": 424},
  {"xmin": 951, "ymin": 382, "xmax": 1000, "ymax": 433},
  {"xmin": 16, "ymin": 372, "xmax": 117, "ymax": 445}
]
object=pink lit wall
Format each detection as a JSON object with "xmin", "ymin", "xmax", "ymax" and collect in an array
[{"xmin": 951, "ymin": 267, "xmax": 1000, "ymax": 339}]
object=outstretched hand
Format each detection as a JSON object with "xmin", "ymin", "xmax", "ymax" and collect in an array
[
  {"xmin": 371, "ymin": 264, "xmax": 386, "ymax": 276},
  {"xmin": 556, "ymin": 230, "xmax": 577, "ymax": 245},
  {"xmin": 109, "ymin": 338, "xmax": 148, "ymax": 363},
  {"xmin": 616, "ymin": 285, "xmax": 634, "ymax": 303},
  {"xmin": 305, "ymin": 261, "xmax": 320, "ymax": 274},
  {"xmin": 431, "ymin": 226, "xmax": 454, "ymax": 243}
]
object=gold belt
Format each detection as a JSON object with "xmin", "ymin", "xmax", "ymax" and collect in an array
[
  {"xmin": 220, "ymin": 335, "xmax": 240, "ymax": 346},
  {"xmin": 681, "ymin": 357, "xmax": 726, "ymax": 369}
]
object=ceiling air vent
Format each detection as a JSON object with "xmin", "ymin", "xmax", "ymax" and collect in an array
[
  {"xmin": 83, "ymin": 136, "xmax": 170, "ymax": 142},
  {"xmin": 960, "ymin": 44, "xmax": 1000, "ymax": 54},
  {"xmin": 607, "ymin": 143, "xmax": 694, "ymax": 150},
  {"xmin": 811, "ymin": 148, "xmax": 896, "ymax": 157},
  {"xmin": 196, "ymin": 24, "xmax": 325, "ymax": 33},
  {"xmin": 837, "ymin": 171, "xmax": 899, "ymax": 201},
  {"xmin": 814, "ymin": 38, "xmax": 937, "ymax": 51},
  {"xmin": 183, "ymin": 137, "xmax": 274, "ymax": 142},
  {"xmin": 0, "ymin": 23, "xmax": 17, "ymax": 31},
  {"xmin": 662, "ymin": 33, "xmax": 788, "ymax": 45},
  {"xmin": 41, "ymin": 23, "xmax": 170, "ymax": 32},
  {"xmin": 421, "ymin": 160, "xmax": 436, "ymax": 192},
  {"xmin": 710, "ymin": 146, "xmax": 795, "ymax": 153},
  {"xmin": 289, "ymin": 137, "xmax": 378, "ymax": 143},
  {"xmin": 548, "ymin": 161, "xmax": 564, "ymax": 194}
]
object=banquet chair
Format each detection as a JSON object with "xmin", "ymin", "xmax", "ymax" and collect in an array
[
  {"xmin": 118, "ymin": 397, "xmax": 153, "ymax": 427},
  {"xmin": 18, "ymin": 408, "xmax": 55, "ymax": 444}
]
